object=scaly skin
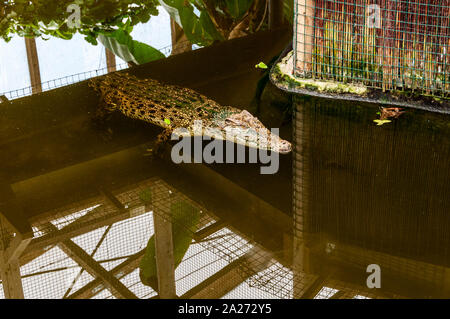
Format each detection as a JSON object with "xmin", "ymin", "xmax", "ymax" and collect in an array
[{"xmin": 89, "ymin": 72, "xmax": 292, "ymax": 153}]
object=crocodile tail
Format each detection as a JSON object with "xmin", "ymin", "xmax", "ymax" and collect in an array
[
  {"xmin": 89, "ymin": 75, "xmax": 119, "ymax": 114},
  {"xmin": 89, "ymin": 73, "xmax": 120, "ymax": 91},
  {"xmin": 88, "ymin": 76, "xmax": 103, "ymax": 92}
]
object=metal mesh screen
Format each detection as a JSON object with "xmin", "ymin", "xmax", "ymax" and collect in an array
[
  {"xmin": 2, "ymin": 170, "xmax": 425, "ymax": 299},
  {"xmin": 295, "ymin": 0, "xmax": 450, "ymax": 96},
  {"xmin": 3, "ymin": 167, "xmax": 403, "ymax": 300},
  {"xmin": 148, "ymin": 180, "xmax": 377, "ymax": 299},
  {"xmin": 148, "ymin": 180, "xmax": 280, "ymax": 297},
  {"xmin": 2, "ymin": 177, "xmax": 299, "ymax": 299}
]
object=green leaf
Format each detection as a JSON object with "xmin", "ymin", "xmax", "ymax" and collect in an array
[
  {"xmin": 84, "ymin": 34, "xmax": 98, "ymax": 45},
  {"xmin": 98, "ymin": 29, "xmax": 165, "ymax": 65},
  {"xmin": 283, "ymin": 0, "xmax": 294, "ymax": 24},
  {"xmin": 158, "ymin": 0, "xmax": 184, "ymax": 27},
  {"xmin": 373, "ymin": 119, "xmax": 392, "ymax": 126},
  {"xmin": 255, "ymin": 62, "xmax": 268, "ymax": 69},
  {"xmin": 139, "ymin": 201, "xmax": 200, "ymax": 289},
  {"xmin": 164, "ymin": 118, "xmax": 171, "ymax": 125},
  {"xmin": 1, "ymin": 1, "xmax": 160, "ymax": 41},
  {"xmin": 159, "ymin": 0, "xmax": 223, "ymax": 46},
  {"xmin": 199, "ymin": 11, "xmax": 224, "ymax": 41},
  {"xmin": 224, "ymin": 0, "xmax": 253, "ymax": 19}
]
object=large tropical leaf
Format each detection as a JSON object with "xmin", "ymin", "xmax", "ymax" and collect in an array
[
  {"xmin": 283, "ymin": 0, "xmax": 294, "ymax": 24},
  {"xmin": 199, "ymin": 10, "xmax": 224, "ymax": 41},
  {"xmin": 224, "ymin": 0, "xmax": 253, "ymax": 19},
  {"xmin": 159, "ymin": 0, "xmax": 224, "ymax": 46},
  {"xmin": 98, "ymin": 29, "xmax": 165, "ymax": 65}
]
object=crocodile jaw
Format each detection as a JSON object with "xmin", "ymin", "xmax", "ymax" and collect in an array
[
  {"xmin": 221, "ymin": 110, "xmax": 292, "ymax": 154},
  {"xmin": 219, "ymin": 125, "xmax": 292, "ymax": 154},
  {"xmin": 172, "ymin": 110, "xmax": 292, "ymax": 154}
]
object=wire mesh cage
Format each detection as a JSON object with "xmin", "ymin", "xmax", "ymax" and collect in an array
[
  {"xmin": 147, "ymin": 180, "xmax": 285, "ymax": 298},
  {"xmin": 1, "ymin": 177, "xmax": 302, "ymax": 299},
  {"xmin": 294, "ymin": 0, "xmax": 450, "ymax": 96}
]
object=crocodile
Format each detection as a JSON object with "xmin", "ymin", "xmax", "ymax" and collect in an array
[{"xmin": 89, "ymin": 72, "xmax": 292, "ymax": 154}]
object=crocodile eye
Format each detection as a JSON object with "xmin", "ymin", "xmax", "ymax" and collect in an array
[{"xmin": 225, "ymin": 118, "xmax": 240, "ymax": 126}]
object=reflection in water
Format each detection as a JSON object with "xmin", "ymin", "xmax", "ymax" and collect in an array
[{"xmin": 293, "ymin": 95, "xmax": 450, "ymax": 298}]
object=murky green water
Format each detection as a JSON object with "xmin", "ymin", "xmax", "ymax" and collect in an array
[{"xmin": 292, "ymin": 94, "xmax": 450, "ymax": 298}]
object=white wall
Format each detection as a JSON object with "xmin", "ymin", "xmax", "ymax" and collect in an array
[{"xmin": 0, "ymin": 6, "xmax": 171, "ymax": 96}]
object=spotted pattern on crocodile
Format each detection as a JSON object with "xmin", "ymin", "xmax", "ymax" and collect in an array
[
  {"xmin": 89, "ymin": 72, "xmax": 238, "ymax": 131},
  {"xmin": 88, "ymin": 72, "xmax": 293, "ymax": 154}
]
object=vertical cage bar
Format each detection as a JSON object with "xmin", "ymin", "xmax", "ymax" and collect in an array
[{"xmin": 296, "ymin": 0, "xmax": 316, "ymax": 75}]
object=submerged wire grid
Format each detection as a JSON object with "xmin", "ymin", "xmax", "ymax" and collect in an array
[
  {"xmin": 0, "ymin": 175, "xmax": 381, "ymax": 299},
  {"xmin": 148, "ymin": 180, "xmax": 275, "ymax": 293},
  {"xmin": 295, "ymin": 0, "xmax": 450, "ymax": 96},
  {"xmin": 150, "ymin": 180, "xmax": 379, "ymax": 299},
  {"xmin": 1, "ymin": 178, "xmax": 297, "ymax": 299}
]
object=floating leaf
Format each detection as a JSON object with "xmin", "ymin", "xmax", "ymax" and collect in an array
[
  {"xmin": 255, "ymin": 62, "xmax": 268, "ymax": 69},
  {"xmin": 374, "ymin": 119, "xmax": 392, "ymax": 126}
]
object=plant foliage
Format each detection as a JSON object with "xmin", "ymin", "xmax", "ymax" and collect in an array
[
  {"xmin": 160, "ymin": 0, "xmax": 268, "ymax": 45},
  {"xmin": 99, "ymin": 28, "xmax": 165, "ymax": 64},
  {"xmin": 0, "ymin": 0, "xmax": 160, "ymax": 43},
  {"xmin": 1, "ymin": 1, "xmax": 293, "ymax": 65}
]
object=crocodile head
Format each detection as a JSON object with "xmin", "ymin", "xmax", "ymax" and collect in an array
[
  {"xmin": 175, "ymin": 110, "xmax": 292, "ymax": 154},
  {"xmin": 220, "ymin": 110, "xmax": 292, "ymax": 154}
]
